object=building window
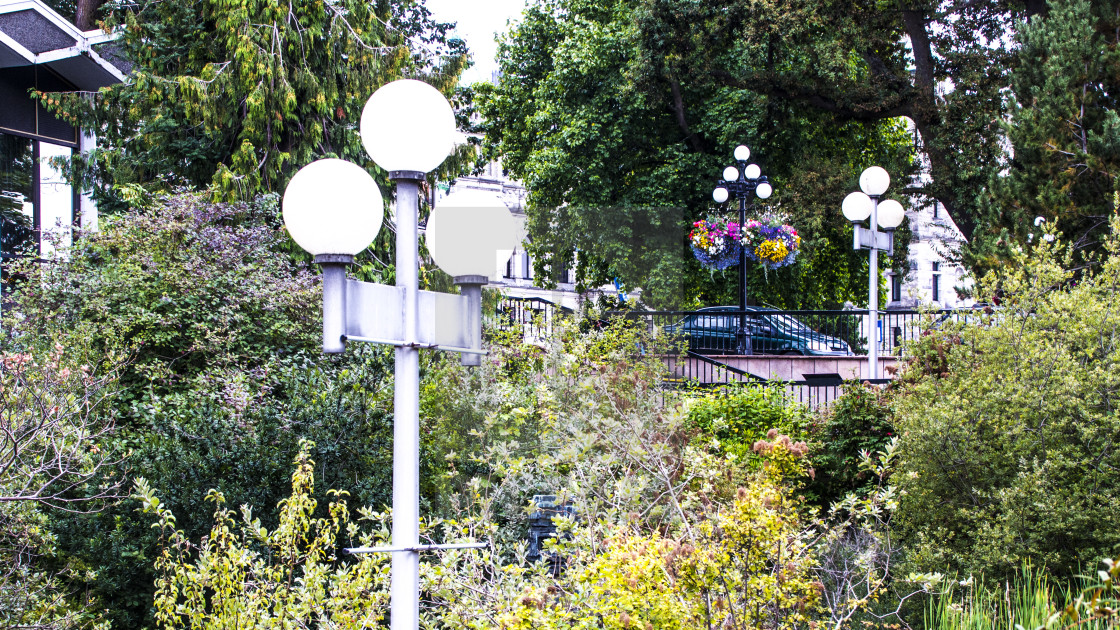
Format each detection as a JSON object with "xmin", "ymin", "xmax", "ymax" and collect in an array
[
  {"xmin": 556, "ymin": 259, "xmax": 569, "ymax": 284},
  {"xmin": 1, "ymin": 131, "xmax": 35, "ymax": 266},
  {"xmin": 932, "ymin": 262, "xmax": 941, "ymax": 302},
  {"xmin": 891, "ymin": 273, "xmax": 902, "ymax": 302}
]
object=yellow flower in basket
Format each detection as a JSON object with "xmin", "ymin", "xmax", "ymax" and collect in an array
[{"xmin": 755, "ymin": 239, "xmax": 790, "ymax": 263}]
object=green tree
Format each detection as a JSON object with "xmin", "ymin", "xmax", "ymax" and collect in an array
[
  {"xmin": 630, "ymin": 0, "xmax": 1037, "ymax": 247},
  {"xmin": 43, "ymin": 0, "xmax": 469, "ymax": 207},
  {"xmin": 478, "ymin": 0, "xmax": 914, "ymax": 309},
  {"xmin": 892, "ymin": 221, "xmax": 1120, "ymax": 580},
  {"xmin": 982, "ymin": 0, "xmax": 1120, "ymax": 269}
]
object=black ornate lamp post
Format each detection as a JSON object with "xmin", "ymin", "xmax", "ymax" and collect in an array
[{"xmin": 712, "ymin": 144, "xmax": 774, "ymax": 355}]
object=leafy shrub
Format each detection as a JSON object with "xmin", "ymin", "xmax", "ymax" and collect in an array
[
  {"xmin": 134, "ymin": 441, "xmax": 388, "ymax": 629},
  {"xmin": 809, "ymin": 382, "xmax": 895, "ymax": 506},
  {"xmin": 119, "ymin": 311, "xmax": 935, "ymax": 630},
  {"xmin": 9, "ymin": 193, "xmax": 319, "ymax": 407},
  {"xmin": 892, "ymin": 222, "xmax": 1120, "ymax": 580},
  {"xmin": 0, "ymin": 340, "xmax": 121, "ymax": 630},
  {"xmin": 686, "ymin": 383, "xmax": 812, "ymax": 462},
  {"xmin": 6, "ymin": 194, "xmax": 402, "ymax": 628},
  {"xmin": 423, "ymin": 434, "xmax": 824, "ymax": 630}
]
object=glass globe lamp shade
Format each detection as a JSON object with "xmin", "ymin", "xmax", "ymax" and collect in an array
[
  {"xmin": 842, "ymin": 191, "xmax": 872, "ymax": 223},
  {"xmin": 722, "ymin": 165, "xmax": 739, "ymax": 181},
  {"xmin": 426, "ymin": 190, "xmax": 519, "ymax": 278},
  {"xmin": 360, "ymin": 79, "xmax": 456, "ymax": 173},
  {"xmin": 450, "ymin": 130, "xmax": 471, "ymax": 153},
  {"xmin": 282, "ymin": 159, "xmax": 384, "ymax": 256},
  {"xmin": 755, "ymin": 181, "xmax": 773, "ymax": 199},
  {"xmin": 876, "ymin": 199, "xmax": 906, "ymax": 230},
  {"xmin": 712, "ymin": 187, "xmax": 729, "ymax": 203},
  {"xmin": 859, "ymin": 166, "xmax": 890, "ymax": 196},
  {"xmin": 745, "ymin": 163, "xmax": 761, "ymax": 179},
  {"xmin": 733, "ymin": 145, "xmax": 750, "ymax": 161}
]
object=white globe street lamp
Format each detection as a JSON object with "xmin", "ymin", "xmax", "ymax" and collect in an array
[
  {"xmin": 859, "ymin": 165, "xmax": 890, "ymax": 196},
  {"xmin": 283, "ymin": 79, "xmax": 497, "ymax": 630},
  {"xmin": 843, "ymin": 166, "xmax": 907, "ymax": 380},
  {"xmin": 876, "ymin": 199, "xmax": 906, "ymax": 231},
  {"xmin": 427, "ymin": 189, "xmax": 518, "ymax": 367},
  {"xmin": 283, "ymin": 159, "xmax": 384, "ymax": 257},
  {"xmin": 360, "ymin": 79, "xmax": 457, "ymax": 175},
  {"xmin": 841, "ymin": 192, "xmax": 872, "ymax": 223},
  {"xmin": 283, "ymin": 159, "xmax": 384, "ymax": 354}
]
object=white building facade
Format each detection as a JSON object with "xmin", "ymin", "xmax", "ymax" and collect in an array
[{"xmin": 438, "ymin": 156, "xmax": 587, "ymax": 312}]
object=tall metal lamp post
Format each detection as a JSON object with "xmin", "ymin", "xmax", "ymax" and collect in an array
[
  {"xmin": 841, "ymin": 166, "xmax": 906, "ymax": 379},
  {"xmin": 282, "ymin": 79, "xmax": 517, "ymax": 630},
  {"xmin": 712, "ymin": 144, "xmax": 773, "ymax": 355}
]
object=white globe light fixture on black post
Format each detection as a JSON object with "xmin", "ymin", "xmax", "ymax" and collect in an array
[
  {"xmin": 283, "ymin": 79, "xmax": 512, "ymax": 630},
  {"xmin": 711, "ymin": 144, "xmax": 773, "ymax": 355},
  {"xmin": 843, "ymin": 166, "xmax": 906, "ymax": 380}
]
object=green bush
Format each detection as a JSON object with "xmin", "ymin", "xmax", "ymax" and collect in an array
[
  {"xmin": 892, "ymin": 221, "xmax": 1120, "ymax": 580},
  {"xmin": 809, "ymin": 382, "xmax": 896, "ymax": 507},
  {"xmin": 6, "ymin": 194, "xmax": 404, "ymax": 628},
  {"xmin": 686, "ymin": 383, "xmax": 812, "ymax": 461}
]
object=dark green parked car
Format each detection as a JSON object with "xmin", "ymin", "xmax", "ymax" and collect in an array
[{"xmin": 664, "ymin": 306, "xmax": 853, "ymax": 355}]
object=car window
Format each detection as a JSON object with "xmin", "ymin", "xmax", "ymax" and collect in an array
[
  {"xmin": 766, "ymin": 314, "xmax": 806, "ymax": 331},
  {"xmin": 696, "ymin": 315, "xmax": 732, "ymax": 330}
]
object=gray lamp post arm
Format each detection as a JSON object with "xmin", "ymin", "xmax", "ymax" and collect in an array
[
  {"xmin": 454, "ymin": 275, "xmax": 488, "ymax": 367},
  {"xmin": 314, "ymin": 255, "xmax": 354, "ymax": 354}
]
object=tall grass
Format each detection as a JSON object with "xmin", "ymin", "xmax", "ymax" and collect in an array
[{"xmin": 924, "ymin": 566, "xmax": 1118, "ymax": 630}]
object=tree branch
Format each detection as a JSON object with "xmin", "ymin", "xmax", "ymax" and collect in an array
[
  {"xmin": 668, "ymin": 78, "xmax": 705, "ymax": 153},
  {"xmin": 710, "ymin": 71, "xmax": 914, "ymax": 121}
]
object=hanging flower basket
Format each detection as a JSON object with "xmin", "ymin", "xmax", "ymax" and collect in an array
[
  {"xmin": 739, "ymin": 213, "xmax": 801, "ymax": 270},
  {"xmin": 689, "ymin": 218, "xmax": 741, "ymax": 270}
]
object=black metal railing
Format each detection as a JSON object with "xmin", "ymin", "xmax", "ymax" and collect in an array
[
  {"xmin": 489, "ymin": 297, "xmax": 572, "ymax": 343},
  {"xmin": 608, "ymin": 308, "xmax": 978, "ymax": 357},
  {"xmin": 490, "ymin": 299, "xmax": 981, "ymax": 409},
  {"xmin": 493, "ymin": 301, "xmax": 980, "ymax": 358},
  {"xmin": 611, "ymin": 309, "xmax": 868, "ymax": 356}
]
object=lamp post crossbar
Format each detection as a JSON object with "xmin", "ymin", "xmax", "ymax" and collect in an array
[
  {"xmin": 345, "ymin": 542, "xmax": 489, "ymax": 555},
  {"xmin": 853, "ymin": 225, "xmax": 895, "ymax": 254},
  {"xmin": 341, "ymin": 335, "xmax": 489, "ymax": 355},
  {"xmin": 319, "ymin": 276, "xmax": 485, "ymax": 357}
]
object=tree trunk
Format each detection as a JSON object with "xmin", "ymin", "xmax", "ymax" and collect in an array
[
  {"xmin": 75, "ymin": 0, "xmax": 102, "ymax": 30},
  {"xmin": 899, "ymin": 4, "xmax": 974, "ymax": 240}
]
